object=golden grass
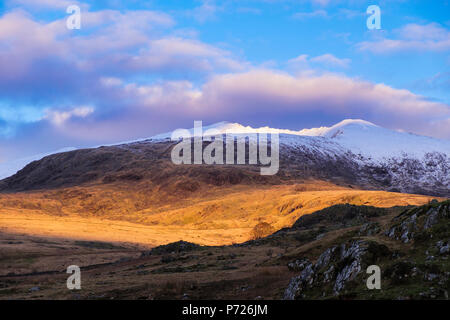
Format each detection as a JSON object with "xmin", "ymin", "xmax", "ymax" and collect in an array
[{"xmin": 0, "ymin": 181, "xmax": 441, "ymax": 246}]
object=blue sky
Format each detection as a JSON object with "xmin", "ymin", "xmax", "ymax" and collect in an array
[{"xmin": 0, "ymin": 0, "xmax": 449, "ymax": 163}]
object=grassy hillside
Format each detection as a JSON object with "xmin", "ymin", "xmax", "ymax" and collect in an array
[
  {"xmin": 0, "ymin": 201, "xmax": 448, "ymax": 300},
  {"xmin": 0, "ymin": 182, "xmax": 440, "ymax": 246}
]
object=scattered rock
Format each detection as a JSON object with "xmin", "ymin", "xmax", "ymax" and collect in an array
[
  {"xmin": 425, "ymin": 273, "xmax": 439, "ymax": 281},
  {"xmin": 287, "ymin": 258, "xmax": 312, "ymax": 272},
  {"xmin": 424, "ymin": 208, "xmax": 439, "ymax": 230},
  {"xmin": 436, "ymin": 241, "xmax": 449, "ymax": 255},
  {"xmin": 359, "ymin": 222, "xmax": 381, "ymax": 236},
  {"xmin": 284, "ymin": 240, "xmax": 390, "ymax": 299},
  {"xmin": 386, "ymin": 203, "xmax": 449, "ymax": 243}
]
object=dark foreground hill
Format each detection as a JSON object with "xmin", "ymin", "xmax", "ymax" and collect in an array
[
  {"xmin": 282, "ymin": 200, "xmax": 450, "ymax": 299},
  {"xmin": 1, "ymin": 200, "xmax": 448, "ymax": 300}
]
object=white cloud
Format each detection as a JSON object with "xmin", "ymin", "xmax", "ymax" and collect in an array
[
  {"xmin": 358, "ymin": 23, "xmax": 450, "ymax": 53},
  {"xmin": 288, "ymin": 53, "xmax": 350, "ymax": 68},
  {"xmin": 288, "ymin": 54, "xmax": 309, "ymax": 64},
  {"xmin": 0, "ymin": 9, "xmax": 246, "ymax": 102},
  {"xmin": 45, "ymin": 106, "xmax": 94, "ymax": 126},
  {"xmin": 310, "ymin": 54, "xmax": 350, "ymax": 68},
  {"xmin": 88, "ymin": 69, "xmax": 450, "ymax": 139},
  {"xmin": 189, "ymin": 0, "xmax": 223, "ymax": 23}
]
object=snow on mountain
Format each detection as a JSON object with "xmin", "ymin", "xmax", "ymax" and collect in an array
[
  {"xmin": 0, "ymin": 119, "xmax": 449, "ymax": 194},
  {"xmin": 313, "ymin": 119, "xmax": 450, "ymax": 161},
  {"xmin": 149, "ymin": 121, "xmax": 307, "ymax": 139},
  {"xmin": 150, "ymin": 119, "xmax": 449, "ymax": 196},
  {"xmin": 275, "ymin": 119, "xmax": 449, "ymax": 196},
  {"xmin": 152, "ymin": 119, "xmax": 450, "ymax": 162}
]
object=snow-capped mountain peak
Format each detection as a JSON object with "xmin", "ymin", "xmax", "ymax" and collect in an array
[
  {"xmin": 151, "ymin": 119, "xmax": 381, "ymax": 139},
  {"xmin": 152, "ymin": 119, "xmax": 450, "ymax": 161},
  {"xmin": 308, "ymin": 119, "xmax": 450, "ymax": 160},
  {"xmin": 319, "ymin": 119, "xmax": 378, "ymax": 138},
  {"xmin": 294, "ymin": 119, "xmax": 377, "ymax": 137},
  {"xmin": 1, "ymin": 119, "xmax": 449, "ymax": 190}
]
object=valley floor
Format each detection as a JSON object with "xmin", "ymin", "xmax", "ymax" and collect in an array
[
  {"xmin": 0, "ymin": 213, "xmax": 251, "ymax": 248},
  {"xmin": 0, "ymin": 183, "xmax": 447, "ymax": 300},
  {"xmin": 0, "ymin": 230, "xmax": 292, "ymax": 300},
  {"xmin": 1, "ymin": 200, "xmax": 449, "ymax": 300}
]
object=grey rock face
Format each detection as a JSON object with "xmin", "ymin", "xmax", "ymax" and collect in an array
[
  {"xmin": 333, "ymin": 241, "xmax": 367, "ymax": 293},
  {"xmin": 424, "ymin": 208, "xmax": 439, "ymax": 230},
  {"xmin": 400, "ymin": 213, "xmax": 417, "ymax": 243},
  {"xmin": 334, "ymin": 259, "xmax": 361, "ymax": 292},
  {"xmin": 284, "ymin": 263, "xmax": 315, "ymax": 300},
  {"xmin": 284, "ymin": 275, "xmax": 302, "ymax": 300},
  {"xmin": 315, "ymin": 246, "xmax": 338, "ymax": 271},
  {"xmin": 359, "ymin": 222, "xmax": 380, "ymax": 236},
  {"xmin": 285, "ymin": 201, "xmax": 449, "ymax": 300},
  {"xmin": 284, "ymin": 240, "xmax": 384, "ymax": 299},
  {"xmin": 281, "ymin": 143, "xmax": 450, "ymax": 197},
  {"xmin": 386, "ymin": 226, "xmax": 396, "ymax": 238},
  {"xmin": 436, "ymin": 241, "xmax": 449, "ymax": 255},
  {"xmin": 387, "ymin": 203, "xmax": 449, "ymax": 242},
  {"xmin": 424, "ymin": 273, "xmax": 439, "ymax": 281}
]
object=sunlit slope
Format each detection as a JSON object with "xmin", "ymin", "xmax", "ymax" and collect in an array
[{"xmin": 0, "ymin": 182, "xmax": 441, "ymax": 246}]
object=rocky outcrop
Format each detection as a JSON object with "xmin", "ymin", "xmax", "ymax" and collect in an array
[
  {"xmin": 284, "ymin": 240, "xmax": 390, "ymax": 299},
  {"xmin": 287, "ymin": 258, "xmax": 312, "ymax": 272},
  {"xmin": 282, "ymin": 142, "xmax": 450, "ymax": 197},
  {"xmin": 358, "ymin": 222, "xmax": 381, "ymax": 236},
  {"xmin": 436, "ymin": 241, "xmax": 449, "ymax": 255},
  {"xmin": 386, "ymin": 201, "xmax": 449, "ymax": 243},
  {"xmin": 284, "ymin": 200, "xmax": 450, "ymax": 300}
]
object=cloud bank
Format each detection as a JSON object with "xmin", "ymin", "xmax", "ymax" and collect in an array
[{"xmin": 0, "ymin": 3, "xmax": 449, "ymax": 163}]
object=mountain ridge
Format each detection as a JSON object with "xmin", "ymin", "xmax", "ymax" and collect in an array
[
  {"xmin": 1, "ymin": 118, "xmax": 449, "ymax": 180},
  {"xmin": 0, "ymin": 119, "xmax": 449, "ymax": 197}
]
